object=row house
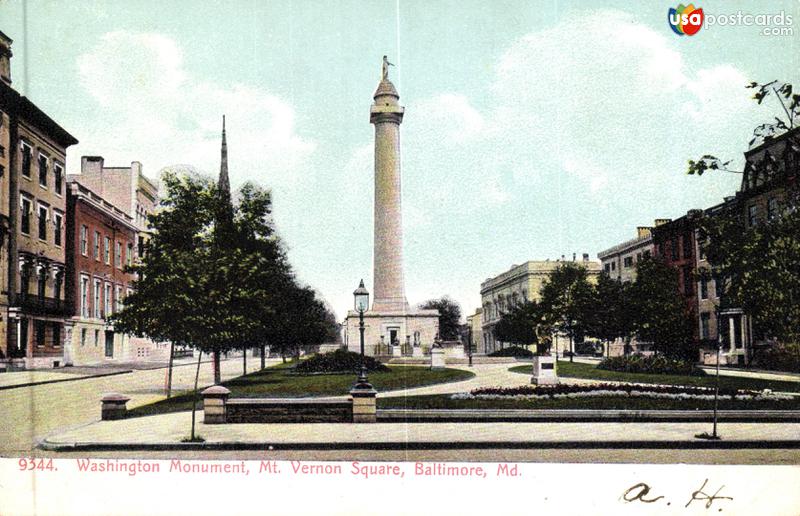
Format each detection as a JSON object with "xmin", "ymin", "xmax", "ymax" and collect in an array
[
  {"xmin": 64, "ymin": 178, "xmax": 137, "ymax": 365},
  {"xmin": 0, "ymin": 30, "xmax": 78, "ymax": 368},
  {"xmin": 597, "ymin": 220, "xmax": 667, "ymax": 283}
]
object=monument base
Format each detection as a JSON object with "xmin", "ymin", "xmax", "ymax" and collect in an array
[
  {"xmin": 531, "ymin": 355, "xmax": 559, "ymax": 385},
  {"xmin": 344, "ymin": 308, "xmax": 439, "ymax": 357}
]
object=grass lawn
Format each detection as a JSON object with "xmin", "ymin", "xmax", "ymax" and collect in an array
[
  {"xmin": 127, "ymin": 364, "xmax": 474, "ymax": 418},
  {"xmin": 377, "ymin": 394, "xmax": 800, "ymax": 411},
  {"xmin": 508, "ymin": 361, "xmax": 800, "ymax": 393}
]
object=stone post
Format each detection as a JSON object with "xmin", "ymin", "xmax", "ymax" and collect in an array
[
  {"xmin": 350, "ymin": 385, "xmax": 378, "ymax": 423},
  {"xmin": 202, "ymin": 385, "xmax": 231, "ymax": 424},
  {"xmin": 430, "ymin": 347, "xmax": 445, "ymax": 370},
  {"xmin": 531, "ymin": 355, "xmax": 559, "ymax": 385},
  {"xmin": 100, "ymin": 393, "xmax": 131, "ymax": 420}
]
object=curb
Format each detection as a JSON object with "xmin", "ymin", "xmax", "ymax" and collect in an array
[
  {"xmin": 38, "ymin": 438, "xmax": 800, "ymax": 452},
  {"xmin": 0, "ymin": 370, "xmax": 133, "ymax": 391}
]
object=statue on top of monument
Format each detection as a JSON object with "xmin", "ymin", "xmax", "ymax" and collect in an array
[{"xmin": 382, "ymin": 55, "xmax": 394, "ymax": 80}]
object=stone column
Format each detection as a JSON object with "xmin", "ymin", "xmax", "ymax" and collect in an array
[
  {"xmin": 101, "ymin": 393, "xmax": 130, "ymax": 420},
  {"xmin": 202, "ymin": 385, "xmax": 231, "ymax": 424},
  {"xmin": 370, "ymin": 69, "xmax": 408, "ymax": 313},
  {"xmin": 350, "ymin": 386, "xmax": 378, "ymax": 423}
]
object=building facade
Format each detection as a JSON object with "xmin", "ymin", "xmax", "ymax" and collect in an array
[
  {"xmin": 64, "ymin": 179, "xmax": 138, "ymax": 365},
  {"xmin": 466, "ymin": 308, "xmax": 483, "ymax": 354},
  {"xmin": 597, "ymin": 222, "xmax": 667, "ymax": 282},
  {"xmin": 480, "ymin": 256, "xmax": 601, "ymax": 354},
  {"xmin": 0, "ymin": 30, "xmax": 78, "ymax": 368}
]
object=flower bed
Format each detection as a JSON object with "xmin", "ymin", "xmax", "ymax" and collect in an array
[{"xmin": 450, "ymin": 383, "xmax": 794, "ymax": 401}]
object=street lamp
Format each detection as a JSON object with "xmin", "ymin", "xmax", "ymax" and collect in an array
[{"xmin": 353, "ymin": 279, "xmax": 372, "ymax": 388}]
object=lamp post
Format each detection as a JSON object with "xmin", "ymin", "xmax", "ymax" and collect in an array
[{"xmin": 353, "ymin": 279, "xmax": 371, "ymax": 388}]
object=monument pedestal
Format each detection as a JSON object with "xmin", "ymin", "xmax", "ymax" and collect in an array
[
  {"xmin": 430, "ymin": 347, "xmax": 445, "ymax": 370},
  {"xmin": 345, "ymin": 308, "xmax": 439, "ymax": 358},
  {"xmin": 531, "ymin": 355, "xmax": 559, "ymax": 385}
]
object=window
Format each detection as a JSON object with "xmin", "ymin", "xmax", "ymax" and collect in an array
[
  {"xmin": 700, "ymin": 313, "xmax": 710, "ymax": 340},
  {"xmin": 54, "ymin": 164, "xmax": 63, "ymax": 195},
  {"xmin": 104, "ymin": 236, "xmax": 111, "ymax": 264},
  {"xmin": 93, "ymin": 279, "xmax": 101, "ymax": 318},
  {"xmin": 115, "ymin": 242, "xmax": 122, "ymax": 268},
  {"xmin": 116, "ymin": 285, "xmax": 124, "ymax": 312},
  {"xmin": 670, "ymin": 237, "xmax": 679, "ymax": 261},
  {"xmin": 80, "ymin": 276, "xmax": 90, "ymax": 318},
  {"xmin": 104, "ymin": 283, "xmax": 113, "ymax": 317},
  {"xmin": 94, "ymin": 329, "xmax": 100, "ymax": 347},
  {"xmin": 682, "ymin": 234, "xmax": 692, "ymax": 259},
  {"xmin": 53, "ymin": 212, "xmax": 63, "ymax": 247},
  {"xmin": 54, "ymin": 272, "xmax": 62, "ymax": 302},
  {"xmin": 700, "ymin": 276, "xmax": 708, "ymax": 300},
  {"xmin": 604, "ymin": 263, "xmax": 610, "ymax": 273},
  {"xmin": 21, "ymin": 143, "xmax": 32, "ymax": 178},
  {"xmin": 52, "ymin": 324, "xmax": 61, "ymax": 348},
  {"xmin": 767, "ymin": 197, "xmax": 779, "ymax": 221},
  {"xmin": 94, "ymin": 231, "xmax": 101, "ymax": 260},
  {"xmin": 611, "ymin": 261, "xmax": 616, "ymax": 271},
  {"xmin": 80, "ymin": 225, "xmax": 88, "ymax": 255},
  {"xmin": 623, "ymin": 256, "xmax": 633, "ymax": 268},
  {"xmin": 636, "ymin": 252, "xmax": 642, "ymax": 262},
  {"xmin": 748, "ymin": 205, "xmax": 758, "ymax": 227},
  {"xmin": 643, "ymin": 250, "xmax": 651, "ymax": 259},
  {"xmin": 127, "ymin": 243, "xmax": 133, "ymax": 266},
  {"xmin": 37, "ymin": 205, "xmax": 48, "ymax": 241},
  {"xmin": 683, "ymin": 267, "xmax": 694, "ymax": 296},
  {"xmin": 81, "ymin": 328, "xmax": 87, "ymax": 347},
  {"xmin": 37, "ymin": 269, "xmax": 46, "ymax": 300},
  {"xmin": 38, "ymin": 153, "xmax": 48, "ymax": 187},
  {"xmin": 35, "ymin": 321, "xmax": 46, "ymax": 347},
  {"xmin": 20, "ymin": 197, "xmax": 31, "ymax": 234}
]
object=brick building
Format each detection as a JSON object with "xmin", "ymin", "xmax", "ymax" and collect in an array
[
  {"xmin": 64, "ymin": 178, "xmax": 137, "ymax": 365},
  {"xmin": 0, "ymin": 30, "xmax": 78, "ymax": 368}
]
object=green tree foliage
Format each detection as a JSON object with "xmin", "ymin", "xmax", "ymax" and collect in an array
[
  {"xmin": 539, "ymin": 262, "xmax": 595, "ymax": 361},
  {"xmin": 630, "ymin": 257, "xmax": 695, "ymax": 360},
  {"xmin": 112, "ymin": 172, "xmax": 334, "ymax": 383},
  {"xmin": 492, "ymin": 301, "xmax": 552, "ymax": 354},
  {"xmin": 699, "ymin": 194, "xmax": 800, "ymax": 349},
  {"xmin": 585, "ymin": 273, "xmax": 636, "ymax": 355},
  {"xmin": 419, "ymin": 297, "xmax": 462, "ymax": 341}
]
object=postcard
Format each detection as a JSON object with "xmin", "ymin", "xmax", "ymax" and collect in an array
[{"xmin": 0, "ymin": 1, "xmax": 798, "ymax": 514}]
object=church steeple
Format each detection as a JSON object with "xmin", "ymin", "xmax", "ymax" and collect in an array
[{"xmin": 218, "ymin": 115, "xmax": 230, "ymax": 202}]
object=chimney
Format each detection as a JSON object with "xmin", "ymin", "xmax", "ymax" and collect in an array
[
  {"xmin": 637, "ymin": 226, "xmax": 653, "ymax": 238},
  {"xmin": 0, "ymin": 30, "xmax": 12, "ymax": 86},
  {"xmin": 582, "ymin": 253, "xmax": 589, "ymax": 262},
  {"xmin": 572, "ymin": 252, "xmax": 576, "ymax": 261},
  {"xmin": 654, "ymin": 218, "xmax": 671, "ymax": 227}
]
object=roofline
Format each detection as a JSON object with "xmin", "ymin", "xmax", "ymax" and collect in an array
[
  {"xmin": 744, "ymin": 125, "xmax": 800, "ymax": 157},
  {"xmin": 67, "ymin": 178, "xmax": 138, "ymax": 232},
  {"xmin": 0, "ymin": 81, "xmax": 78, "ymax": 147}
]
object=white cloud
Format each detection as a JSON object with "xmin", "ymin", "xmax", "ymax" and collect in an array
[{"xmin": 70, "ymin": 31, "xmax": 315, "ymax": 188}]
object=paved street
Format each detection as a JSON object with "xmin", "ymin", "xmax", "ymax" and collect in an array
[{"xmin": 0, "ymin": 356, "xmax": 272, "ymax": 455}]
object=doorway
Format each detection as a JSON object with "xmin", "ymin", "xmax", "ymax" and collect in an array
[{"xmin": 105, "ymin": 330, "xmax": 115, "ymax": 358}]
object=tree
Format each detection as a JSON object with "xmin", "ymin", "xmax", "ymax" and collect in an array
[
  {"xmin": 112, "ymin": 173, "xmax": 286, "ymax": 383},
  {"xmin": 688, "ymin": 80, "xmax": 799, "ymax": 176},
  {"xmin": 699, "ymin": 193, "xmax": 800, "ymax": 352},
  {"xmin": 539, "ymin": 262, "xmax": 595, "ymax": 362},
  {"xmin": 629, "ymin": 257, "xmax": 695, "ymax": 360},
  {"xmin": 585, "ymin": 273, "xmax": 636, "ymax": 356},
  {"xmin": 419, "ymin": 297, "xmax": 462, "ymax": 341},
  {"xmin": 493, "ymin": 300, "xmax": 552, "ymax": 354}
]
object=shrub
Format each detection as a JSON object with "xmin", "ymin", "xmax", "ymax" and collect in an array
[
  {"xmin": 575, "ymin": 341, "xmax": 599, "ymax": 355},
  {"xmin": 756, "ymin": 342, "xmax": 800, "ymax": 373},
  {"xmin": 488, "ymin": 346, "xmax": 534, "ymax": 358},
  {"xmin": 598, "ymin": 354, "xmax": 706, "ymax": 376},
  {"xmin": 294, "ymin": 348, "xmax": 390, "ymax": 374}
]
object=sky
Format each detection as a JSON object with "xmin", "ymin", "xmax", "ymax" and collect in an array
[{"xmin": 1, "ymin": 0, "xmax": 798, "ymax": 321}]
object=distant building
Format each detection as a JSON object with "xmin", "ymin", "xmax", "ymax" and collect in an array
[
  {"xmin": 597, "ymin": 221, "xmax": 668, "ymax": 283},
  {"xmin": 466, "ymin": 308, "xmax": 483, "ymax": 354},
  {"xmin": 480, "ymin": 255, "xmax": 601, "ymax": 355},
  {"xmin": 64, "ymin": 178, "xmax": 138, "ymax": 365},
  {"xmin": 0, "ymin": 30, "xmax": 78, "ymax": 368}
]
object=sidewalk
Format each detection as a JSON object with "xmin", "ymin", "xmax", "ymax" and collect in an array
[
  {"xmin": 39, "ymin": 411, "xmax": 800, "ymax": 451},
  {"xmin": 0, "ymin": 368, "xmax": 132, "ymax": 390}
]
